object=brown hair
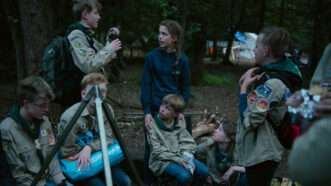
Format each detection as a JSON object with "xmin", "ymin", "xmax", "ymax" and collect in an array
[
  {"xmin": 72, "ymin": 0, "xmax": 102, "ymax": 20},
  {"xmin": 260, "ymin": 27, "xmax": 290, "ymax": 58},
  {"xmin": 18, "ymin": 76, "xmax": 55, "ymax": 104},
  {"xmin": 162, "ymin": 94, "xmax": 185, "ymax": 113},
  {"xmin": 160, "ymin": 19, "xmax": 184, "ymax": 63},
  {"xmin": 81, "ymin": 72, "xmax": 108, "ymax": 90}
]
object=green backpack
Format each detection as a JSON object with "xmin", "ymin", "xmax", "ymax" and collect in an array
[
  {"xmin": 41, "ymin": 35, "xmax": 84, "ymax": 105},
  {"xmin": 41, "ymin": 24, "xmax": 94, "ymax": 105}
]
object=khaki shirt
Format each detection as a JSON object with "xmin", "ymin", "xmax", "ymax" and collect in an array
[
  {"xmin": 67, "ymin": 29, "xmax": 116, "ymax": 74},
  {"xmin": 58, "ymin": 103, "xmax": 114, "ymax": 158},
  {"xmin": 235, "ymin": 79, "xmax": 287, "ymax": 167},
  {"xmin": 147, "ymin": 117, "xmax": 196, "ymax": 176},
  {"xmin": 288, "ymin": 116, "xmax": 331, "ymax": 186},
  {"xmin": 0, "ymin": 116, "xmax": 65, "ymax": 186}
]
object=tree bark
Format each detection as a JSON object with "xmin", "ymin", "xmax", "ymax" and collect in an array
[
  {"xmin": 279, "ymin": 0, "xmax": 286, "ymax": 26},
  {"xmin": 257, "ymin": 0, "xmax": 266, "ymax": 31},
  {"xmin": 17, "ymin": 0, "xmax": 54, "ymax": 75},
  {"xmin": 1, "ymin": 0, "xmax": 25, "ymax": 82},
  {"xmin": 311, "ymin": 0, "xmax": 322, "ymax": 68}
]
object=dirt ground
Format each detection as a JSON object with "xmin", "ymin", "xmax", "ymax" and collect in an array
[{"xmin": 0, "ymin": 62, "xmax": 289, "ymax": 178}]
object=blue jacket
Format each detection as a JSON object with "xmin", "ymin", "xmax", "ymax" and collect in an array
[{"xmin": 140, "ymin": 48, "xmax": 190, "ymax": 114}]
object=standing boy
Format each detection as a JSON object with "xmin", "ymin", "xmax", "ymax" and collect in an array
[{"xmin": 60, "ymin": 0, "xmax": 122, "ymax": 107}]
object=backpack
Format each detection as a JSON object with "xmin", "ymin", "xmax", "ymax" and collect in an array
[
  {"xmin": 259, "ymin": 69, "xmax": 303, "ymax": 149},
  {"xmin": 41, "ymin": 27, "xmax": 91, "ymax": 105}
]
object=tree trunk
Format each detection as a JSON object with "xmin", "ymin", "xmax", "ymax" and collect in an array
[
  {"xmin": 311, "ymin": 0, "xmax": 322, "ymax": 68},
  {"xmin": 223, "ymin": 0, "xmax": 248, "ymax": 64},
  {"xmin": 257, "ymin": 0, "xmax": 266, "ymax": 31},
  {"xmin": 1, "ymin": 0, "xmax": 25, "ymax": 82},
  {"xmin": 17, "ymin": 0, "xmax": 54, "ymax": 75},
  {"xmin": 279, "ymin": 0, "xmax": 286, "ymax": 26},
  {"xmin": 190, "ymin": 26, "xmax": 207, "ymax": 85}
]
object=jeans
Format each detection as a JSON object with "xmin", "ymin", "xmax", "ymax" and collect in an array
[
  {"xmin": 76, "ymin": 166, "xmax": 132, "ymax": 186},
  {"xmin": 164, "ymin": 159, "xmax": 209, "ymax": 186}
]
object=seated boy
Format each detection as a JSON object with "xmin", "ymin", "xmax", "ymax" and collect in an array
[
  {"xmin": 0, "ymin": 76, "xmax": 68, "ymax": 186},
  {"xmin": 57, "ymin": 73, "xmax": 131, "ymax": 186},
  {"xmin": 147, "ymin": 94, "xmax": 210, "ymax": 185}
]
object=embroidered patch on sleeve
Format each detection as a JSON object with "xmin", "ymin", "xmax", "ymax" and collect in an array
[
  {"xmin": 255, "ymin": 84, "xmax": 272, "ymax": 98},
  {"xmin": 40, "ymin": 129, "xmax": 48, "ymax": 137},
  {"xmin": 255, "ymin": 98, "xmax": 270, "ymax": 112}
]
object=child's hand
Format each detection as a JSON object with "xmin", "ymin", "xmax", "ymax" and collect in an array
[
  {"xmin": 144, "ymin": 114, "xmax": 153, "ymax": 129},
  {"xmin": 107, "ymin": 39, "xmax": 122, "ymax": 52},
  {"xmin": 316, "ymin": 92, "xmax": 331, "ymax": 115},
  {"xmin": 222, "ymin": 166, "xmax": 235, "ymax": 181},
  {"xmin": 239, "ymin": 67, "xmax": 260, "ymax": 85},
  {"xmin": 77, "ymin": 145, "xmax": 92, "ymax": 169},
  {"xmin": 212, "ymin": 129, "xmax": 223, "ymax": 142}
]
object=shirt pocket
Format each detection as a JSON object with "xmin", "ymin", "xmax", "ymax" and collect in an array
[{"xmin": 17, "ymin": 144, "xmax": 42, "ymax": 174}]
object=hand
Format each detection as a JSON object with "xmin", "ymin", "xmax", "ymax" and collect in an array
[
  {"xmin": 286, "ymin": 91, "xmax": 303, "ymax": 107},
  {"xmin": 222, "ymin": 166, "xmax": 235, "ymax": 181},
  {"xmin": 240, "ymin": 69, "xmax": 265, "ymax": 93},
  {"xmin": 178, "ymin": 113, "xmax": 185, "ymax": 121},
  {"xmin": 239, "ymin": 67, "xmax": 260, "ymax": 85},
  {"xmin": 77, "ymin": 145, "xmax": 92, "ymax": 169},
  {"xmin": 212, "ymin": 129, "xmax": 223, "ymax": 143},
  {"xmin": 108, "ymin": 39, "xmax": 122, "ymax": 52},
  {"xmin": 180, "ymin": 159, "xmax": 195, "ymax": 172},
  {"xmin": 316, "ymin": 92, "xmax": 331, "ymax": 115},
  {"xmin": 144, "ymin": 114, "xmax": 153, "ymax": 129}
]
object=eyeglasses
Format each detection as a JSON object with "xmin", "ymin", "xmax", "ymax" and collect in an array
[{"xmin": 31, "ymin": 101, "xmax": 50, "ymax": 109}]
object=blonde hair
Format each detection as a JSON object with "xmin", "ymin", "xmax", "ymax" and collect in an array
[
  {"xmin": 18, "ymin": 76, "xmax": 55, "ymax": 104},
  {"xmin": 81, "ymin": 73, "xmax": 108, "ymax": 90},
  {"xmin": 162, "ymin": 94, "xmax": 185, "ymax": 113},
  {"xmin": 72, "ymin": 0, "xmax": 102, "ymax": 20}
]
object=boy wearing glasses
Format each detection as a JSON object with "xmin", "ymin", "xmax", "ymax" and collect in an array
[
  {"xmin": 0, "ymin": 76, "xmax": 68, "ymax": 186},
  {"xmin": 57, "ymin": 73, "xmax": 131, "ymax": 186}
]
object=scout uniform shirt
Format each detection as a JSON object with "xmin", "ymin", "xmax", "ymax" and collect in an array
[
  {"xmin": 147, "ymin": 115, "xmax": 196, "ymax": 176},
  {"xmin": 67, "ymin": 22, "xmax": 116, "ymax": 74},
  {"xmin": 0, "ymin": 105, "xmax": 65, "ymax": 186},
  {"xmin": 235, "ymin": 78, "xmax": 288, "ymax": 167},
  {"xmin": 58, "ymin": 102, "xmax": 114, "ymax": 158},
  {"xmin": 235, "ymin": 58, "xmax": 302, "ymax": 167}
]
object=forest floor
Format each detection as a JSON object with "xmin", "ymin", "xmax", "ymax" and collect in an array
[{"xmin": 0, "ymin": 61, "xmax": 291, "ymax": 180}]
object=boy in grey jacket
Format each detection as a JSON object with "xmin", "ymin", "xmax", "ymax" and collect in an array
[{"xmin": 147, "ymin": 94, "xmax": 209, "ymax": 185}]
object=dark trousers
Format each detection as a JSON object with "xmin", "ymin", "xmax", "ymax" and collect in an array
[{"xmin": 245, "ymin": 160, "xmax": 278, "ymax": 186}]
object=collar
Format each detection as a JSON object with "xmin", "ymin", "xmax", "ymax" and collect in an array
[
  {"xmin": 261, "ymin": 57, "xmax": 302, "ymax": 78},
  {"xmin": 154, "ymin": 114, "xmax": 179, "ymax": 131},
  {"xmin": 8, "ymin": 105, "xmax": 43, "ymax": 139}
]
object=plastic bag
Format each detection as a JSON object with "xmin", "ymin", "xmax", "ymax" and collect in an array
[{"xmin": 60, "ymin": 141, "xmax": 124, "ymax": 181}]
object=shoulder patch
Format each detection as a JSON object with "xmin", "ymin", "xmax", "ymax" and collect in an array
[
  {"xmin": 255, "ymin": 98, "xmax": 270, "ymax": 112},
  {"xmin": 255, "ymin": 84, "xmax": 272, "ymax": 98}
]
